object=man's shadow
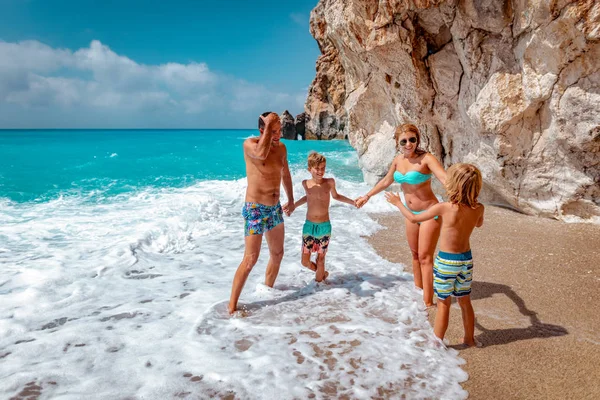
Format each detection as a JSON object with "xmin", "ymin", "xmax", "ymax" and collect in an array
[
  {"xmin": 456, "ymin": 281, "xmax": 568, "ymax": 348},
  {"xmin": 242, "ymin": 272, "xmax": 411, "ymax": 313}
]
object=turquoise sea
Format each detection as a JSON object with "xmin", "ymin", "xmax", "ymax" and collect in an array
[{"xmin": 0, "ymin": 129, "xmax": 362, "ymax": 203}]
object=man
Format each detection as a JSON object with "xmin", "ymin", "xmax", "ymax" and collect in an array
[{"xmin": 228, "ymin": 111, "xmax": 295, "ymax": 314}]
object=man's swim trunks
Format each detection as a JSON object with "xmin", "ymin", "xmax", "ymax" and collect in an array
[
  {"xmin": 302, "ymin": 220, "xmax": 332, "ymax": 254},
  {"xmin": 242, "ymin": 202, "xmax": 284, "ymax": 236},
  {"xmin": 433, "ymin": 250, "xmax": 473, "ymax": 300}
]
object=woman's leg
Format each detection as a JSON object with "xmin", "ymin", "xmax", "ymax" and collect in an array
[
  {"xmin": 405, "ymin": 220, "xmax": 421, "ymax": 288},
  {"xmin": 417, "ymin": 218, "xmax": 441, "ymax": 306}
]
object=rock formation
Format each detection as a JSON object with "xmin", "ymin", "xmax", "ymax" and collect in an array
[
  {"xmin": 295, "ymin": 112, "xmax": 308, "ymax": 140},
  {"xmin": 280, "ymin": 110, "xmax": 297, "ymax": 140},
  {"xmin": 304, "ymin": 0, "xmax": 600, "ymax": 221}
]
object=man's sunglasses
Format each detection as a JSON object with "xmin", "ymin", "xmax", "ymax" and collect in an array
[{"xmin": 399, "ymin": 137, "xmax": 417, "ymax": 146}]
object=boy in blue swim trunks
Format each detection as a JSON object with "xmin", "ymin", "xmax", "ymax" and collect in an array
[
  {"xmin": 386, "ymin": 163, "xmax": 485, "ymax": 347},
  {"xmin": 284, "ymin": 152, "xmax": 356, "ymax": 282}
]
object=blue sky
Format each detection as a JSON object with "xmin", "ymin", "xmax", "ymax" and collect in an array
[{"xmin": 0, "ymin": 0, "xmax": 321, "ymax": 128}]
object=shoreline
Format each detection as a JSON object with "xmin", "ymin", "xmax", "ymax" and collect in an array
[{"xmin": 367, "ymin": 205, "xmax": 600, "ymax": 399}]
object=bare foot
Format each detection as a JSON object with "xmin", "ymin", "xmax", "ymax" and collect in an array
[
  {"xmin": 425, "ymin": 303, "xmax": 436, "ymax": 310},
  {"xmin": 459, "ymin": 338, "xmax": 482, "ymax": 348},
  {"xmin": 451, "ymin": 339, "xmax": 483, "ymax": 350},
  {"xmin": 432, "ymin": 336, "xmax": 447, "ymax": 349},
  {"xmin": 228, "ymin": 305, "xmax": 251, "ymax": 318}
]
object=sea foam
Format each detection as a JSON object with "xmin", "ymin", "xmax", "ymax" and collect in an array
[{"xmin": 0, "ymin": 171, "xmax": 467, "ymax": 399}]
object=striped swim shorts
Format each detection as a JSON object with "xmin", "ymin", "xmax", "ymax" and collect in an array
[{"xmin": 433, "ymin": 250, "xmax": 473, "ymax": 300}]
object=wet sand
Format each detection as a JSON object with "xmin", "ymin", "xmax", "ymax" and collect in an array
[{"xmin": 368, "ymin": 206, "xmax": 600, "ymax": 400}]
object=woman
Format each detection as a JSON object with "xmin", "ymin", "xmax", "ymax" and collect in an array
[{"xmin": 356, "ymin": 124, "xmax": 446, "ymax": 307}]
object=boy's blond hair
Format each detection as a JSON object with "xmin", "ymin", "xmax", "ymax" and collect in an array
[
  {"xmin": 307, "ymin": 152, "xmax": 326, "ymax": 169},
  {"xmin": 445, "ymin": 163, "xmax": 482, "ymax": 208}
]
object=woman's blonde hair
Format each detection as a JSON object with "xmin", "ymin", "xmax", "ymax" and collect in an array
[
  {"xmin": 394, "ymin": 123, "xmax": 426, "ymax": 155},
  {"xmin": 445, "ymin": 163, "xmax": 482, "ymax": 208},
  {"xmin": 307, "ymin": 152, "xmax": 326, "ymax": 168}
]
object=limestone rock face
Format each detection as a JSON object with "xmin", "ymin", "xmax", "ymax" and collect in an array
[
  {"xmin": 305, "ymin": 0, "xmax": 349, "ymax": 140},
  {"xmin": 295, "ymin": 112, "xmax": 308, "ymax": 140},
  {"xmin": 280, "ymin": 110, "xmax": 296, "ymax": 140},
  {"xmin": 304, "ymin": 0, "xmax": 600, "ymax": 221}
]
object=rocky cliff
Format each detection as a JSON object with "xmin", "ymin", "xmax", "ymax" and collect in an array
[{"xmin": 304, "ymin": 0, "xmax": 600, "ymax": 221}]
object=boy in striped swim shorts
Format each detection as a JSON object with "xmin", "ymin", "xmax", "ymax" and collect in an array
[
  {"xmin": 385, "ymin": 163, "xmax": 485, "ymax": 347},
  {"xmin": 283, "ymin": 152, "xmax": 356, "ymax": 282}
]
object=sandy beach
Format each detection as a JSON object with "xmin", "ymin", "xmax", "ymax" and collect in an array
[{"xmin": 368, "ymin": 206, "xmax": 600, "ymax": 400}]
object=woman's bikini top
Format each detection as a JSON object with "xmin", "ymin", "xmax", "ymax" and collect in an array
[{"xmin": 393, "ymin": 170, "xmax": 432, "ymax": 185}]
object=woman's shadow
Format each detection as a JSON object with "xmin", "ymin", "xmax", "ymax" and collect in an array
[{"xmin": 459, "ymin": 281, "xmax": 568, "ymax": 348}]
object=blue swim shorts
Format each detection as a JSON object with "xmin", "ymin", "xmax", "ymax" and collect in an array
[
  {"xmin": 242, "ymin": 202, "xmax": 284, "ymax": 236},
  {"xmin": 433, "ymin": 250, "xmax": 473, "ymax": 300}
]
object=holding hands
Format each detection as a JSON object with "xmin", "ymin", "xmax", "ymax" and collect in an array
[
  {"xmin": 355, "ymin": 195, "xmax": 370, "ymax": 208},
  {"xmin": 282, "ymin": 202, "xmax": 295, "ymax": 217}
]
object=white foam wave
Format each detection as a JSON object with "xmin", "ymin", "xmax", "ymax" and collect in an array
[{"xmin": 0, "ymin": 173, "xmax": 467, "ymax": 399}]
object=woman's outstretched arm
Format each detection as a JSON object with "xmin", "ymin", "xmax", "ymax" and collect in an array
[{"xmin": 355, "ymin": 156, "xmax": 398, "ymax": 208}]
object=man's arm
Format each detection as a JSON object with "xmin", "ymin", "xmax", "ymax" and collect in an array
[
  {"xmin": 244, "ymin": 113, "xmax": 278, "ymax": 160},
  {"xmin": 385, "ymin": 192, "xmax": 445, "ymax": 223},
  {"xmin": 330, "ymin": 179, "xmax": 356, "ymax": 207},
  {"xmin": 281, "ymin": 144, "xmax": 295, "ymax": 215}
]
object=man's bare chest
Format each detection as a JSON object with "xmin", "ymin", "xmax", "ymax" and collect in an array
[{"xmin": 249, "ymin": 152, "xmax": 283, "ymax": 173}]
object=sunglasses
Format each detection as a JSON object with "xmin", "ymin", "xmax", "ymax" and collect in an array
[{"xmin": 399, "ymin": 137, "xmax": 417, "ymax": 146}]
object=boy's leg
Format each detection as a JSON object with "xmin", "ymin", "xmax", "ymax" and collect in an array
[
  {"xmin": 264, "ymin": 223, "xmax": 285, "ymax": 287},
  {"xmin": 301, "ymin": 252, "xmax": 317, "ymax": 271},
  {"xmin": 315, "ymin": 253, "xmax": 328, "ymax": 282},
  {"xmin": 457, "ymin": 295, "xmax": 476, "ymax": 346},
  {"xmin": 433, "ymin": 296, "xmax": 452, "ymax": 340},
  {"xmin": 417, "ymin": 218, "xmax": 441, "ymax": 307},
  {"xmin": 405, "ymin": 221, "xmax": 421, "ymax": 288},
  {"xmin": 229, "ymin": 234, "xmax": 263, "ymax": 314}
]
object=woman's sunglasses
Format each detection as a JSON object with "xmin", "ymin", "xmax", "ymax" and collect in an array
[{"xmin": 399, "ymin": 137, "xmax": 417, "ymax": 146}]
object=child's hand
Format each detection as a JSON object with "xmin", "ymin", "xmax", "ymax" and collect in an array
[
  {"xmin": 384, "ymin": 192, "xmax": 402, "ymax": 208},
  {"xmin": 282, "ymin": 202, "xmax": 294, "ymax": 216},
  {"xmin": 355, "ymin": 195, "xmax": 369, "ymax": 208}
]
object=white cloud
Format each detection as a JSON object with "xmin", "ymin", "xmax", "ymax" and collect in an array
[
  {"xmin": 0, "ymin": 40, "xmax": 70, "ymax": 72},
  {"xmin": 0, "ymin": 39, "xmax": 307, "ymax": 128}
]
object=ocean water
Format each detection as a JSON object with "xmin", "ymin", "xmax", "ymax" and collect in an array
[{"xmin": 0, "ymin": 130, "xmax": 467, "ymax": 399}]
